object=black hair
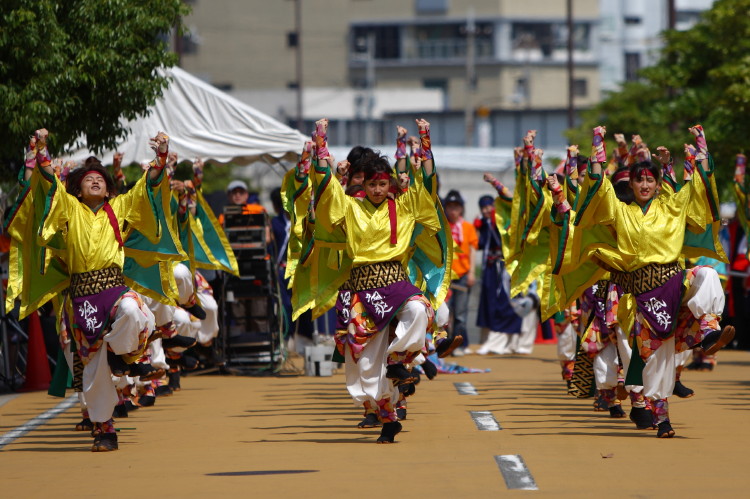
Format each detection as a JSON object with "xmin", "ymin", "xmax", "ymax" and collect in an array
[
  {"xmin": 361, "ymin": 152, "xmax": 393, "ymax": 181},
  {"xmin": 612, "ymin": 164, "xmax": 634, "ymax": 204},
  {"xmin": 346, "ymin": 146, "xmax": 379, "ymax": 187},
  {"xmin": 629, "ymin": 160, "xmax": 661, "ymax": 183},
  {"xmin": 270, "ymin": 187, "xmax": 283, "ymax": 214},
  {"xmin": 65, "ymin": 156, "xmax": 117, "ymax": 199}
]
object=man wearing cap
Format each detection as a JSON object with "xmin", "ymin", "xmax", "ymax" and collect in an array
[
  {"xmin": 443, "ymin": 189, "xmax": 478, "ymax": 356},
  {"xmin": 218, "ymin": 179, "xmax": 271, "ymax": 244}
]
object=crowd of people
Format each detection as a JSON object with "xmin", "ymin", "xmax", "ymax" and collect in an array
[
  {"xmin": 277, "ymin": 117, "xmax": 740, "ymax": 444},
  {"xmin": 3, "ymin": 115, "xmax": 745, "ymax": 451},
  {"xmin": 4, "ymin": 129, "xmax": 236, "ymax": 451}
]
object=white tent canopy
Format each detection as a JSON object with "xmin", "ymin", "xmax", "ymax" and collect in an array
[{"xmin": 66, "ymin": 66, "xmax": 307, "ymax": 166}]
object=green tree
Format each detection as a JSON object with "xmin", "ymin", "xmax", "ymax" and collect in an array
[
  {"xmin": 0, "ymin": 0, "xmax": 189, "ymax": 181},
  {"xmin": 568, "ymin": 0, "xmax": 750, "ymax": 195}
]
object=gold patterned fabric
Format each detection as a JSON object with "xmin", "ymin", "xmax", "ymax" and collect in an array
[
  {"xmin": 349, "ymin": 261, "xmax": 407, "ymax": 291},
  {"xmin": 69, "ymin": 267, "xmax": 125, "ymax": 298},
  {"xmin": 594, "ymin": 280, "xmax": 609, "ymax": 300},
  {"xmin": 609, "ymin": 262, "xmax": 681, "ymax": 296}
]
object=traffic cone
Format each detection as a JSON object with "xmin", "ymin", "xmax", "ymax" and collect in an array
[
  {"xmin": 21, "ymin": 311, "xmax": 52, "ymax": 391},
  {"xmin": 535, "ymin": 318, "xmax": 557, "ymax": 344}
]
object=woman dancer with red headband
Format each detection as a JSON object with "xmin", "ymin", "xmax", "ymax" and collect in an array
[
  {"xmin": 551, "ymin": 125, "xmax": 732, "ymax": 437},
  {"xmin": 302, "ymin": 118, "xmax": 441, "ymax": 443}
]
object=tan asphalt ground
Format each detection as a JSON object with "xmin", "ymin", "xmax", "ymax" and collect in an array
[{"xmin": 0, "ymin": 344, "xmax": 748, "ymax": 498}]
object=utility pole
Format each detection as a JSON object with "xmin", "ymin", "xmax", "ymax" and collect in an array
[
  {"xmin": 668, "ymin": 0, "xmax": 676, "ymax": 29},
  {"xmin": 566, "ymin": 0, "xmax": 575, "ymax": 129},
  {"xmin": 464, "ymin": 8, "xmax": 477, "ymax": 146},
  {"xmin": 365, "ymin": 31, "xmax": 376, "ymax": 146},
  {"xmin": 294, "ymin": 0, "xmax": 303, "ymax": 131}
]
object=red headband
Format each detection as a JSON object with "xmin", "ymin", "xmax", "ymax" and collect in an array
[
  {"xmin": 369, "ymin": 172, "xmax": 391, "ymax": 181},
  {"xmin": 612, "ymin": 170, "xmax": 630, "ymax": 183},
  {"xmin": 636, "ymin": 170, "xmax": 656, "ymax": 179}
]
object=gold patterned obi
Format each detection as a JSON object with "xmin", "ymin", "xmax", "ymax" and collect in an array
[
  {"xmin": 609, "ymin": 262, "xmax": 681, "ymax": 296},
  {"xmin": 69, "ymin": 267, "xmax": 126, "ymax": 298},
  {"xmin": 593, "ymin": 280, "xmax": 609, "ymax": 300},
  {"xmin": 349, "ymin": 261, "xmax": 407, "ymax": 292}
]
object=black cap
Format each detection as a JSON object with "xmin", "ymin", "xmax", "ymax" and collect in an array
[{"xmin": 443, "ymin": 189, "xmax": 464, "ymax": 206}]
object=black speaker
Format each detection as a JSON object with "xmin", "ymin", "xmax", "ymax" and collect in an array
[{"xmin": 223, "ymin": 207, "xmax": 265, "ymax": 229}]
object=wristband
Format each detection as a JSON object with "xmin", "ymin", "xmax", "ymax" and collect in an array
[
  {"xmin": 592, "ymin": 127, "xmax": 606, "ymax": 163},
  {"xmin": 395, "ymin": 135, "xmax": 407, "ymax": 160},
  {"xmin": 419, "ymin": 129, "xmax": 433, "ymax": 161}
]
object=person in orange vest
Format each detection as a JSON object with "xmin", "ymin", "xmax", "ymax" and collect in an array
[
  {"xmin": 218, "ymin": 179, "xmax": 270, "ymax": 244},
  {"xmin": 443, "ymin": 189, "xmax": 478, "ymax": 356}
]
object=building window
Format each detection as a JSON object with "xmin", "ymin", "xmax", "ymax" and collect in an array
[
  {"xmin": 351, "ymin": 26, "xmax": 401, "ymax": 59},
  {"xmin": 511, "ymin": 22, "xmax": 590, "ymax": 59},
  {"xmin": 624, "ymin": 16, "xmax": 642, "ymax": 25},
  {"xmin": 416, "ymin": 0, "xmax": 449, "ymax": 14},
  {"xmin": 413, "ymin": 22, "xmax": 494, "ymax": 59},
  {"xmin": 625, "ymin": 52, "xmax": 641, "ymax": 81},
  {"xmin": 573, "ymin": 78, "xmax": 587, "ymax": 97}
]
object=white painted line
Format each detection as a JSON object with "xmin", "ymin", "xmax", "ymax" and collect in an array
[
  {"xmin": 470, "ymin": 410, "xmax": 501, "ymax": 430},
  {"xmin": 454, "ymin": 382, "xmax": 478, "ymax": 395},
  {"xmin": 0, "ymin": 394, "xmax": 78, "ymax": 451},
  {"xmin": 495, "ymin": 455, "xmax": 538, "ymax": 490}
]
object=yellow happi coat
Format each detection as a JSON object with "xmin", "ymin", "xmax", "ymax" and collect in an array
[
  {"xmin": 313, "ymin": 168, "xmax": 441, "ymax": 270},
  {"xmin": 38, "ymin": 169, "xmax": 163, "ymax": 273}
]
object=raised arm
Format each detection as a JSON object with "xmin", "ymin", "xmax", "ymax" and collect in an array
[
  {"xmin": 483, "ymin": 172, "xmax": 512, "ymax": 200},
  {"xmin": 192, "ymin": 157, "xmax": 204, "ymax": 189},
  {"xmin": 394, "ymin": 125, "xmax": 408, "ymax": 174},
  {"xmin": 416, "ymin": 118, "xmax": 434, "ymax": 177},
  {"xmin": 310, "ymin": 118, "xmax": 348, "ymax": 231},
  {"xmin": 146, "ymin": 131, "xmax": 170, "ymax": 181},
  {"xmin": 688, "ymin": 124, "xmax": 709, "ymax": 172},
  {"xmin": 735, "ymin": 153, "xmax": 746, "ymax": 186},
  {"xmin": 589, "ymin": 126, "xmax": 607, "ymax": 176},
  {"xmin": 24, "ymin": 128, "xmax": 53, "ymax": 182}
]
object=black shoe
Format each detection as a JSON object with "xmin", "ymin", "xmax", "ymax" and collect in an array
[
  {"xmin": 630, "ymin": 407, "xmax": 656, "ymax": 430},
  {"xmin": 91, "ymin": 433, "xmax": 118, "ymax": 452},
  {"xmin": 657, "ymin": 421, "xmax": 675, "ymax": 438},
  {"xmin": 673, "ymin": 380, "xmax": 695, "ymax": 398},
  {"xmin": 396, "ymin": 407, "xmax": 407, "ymax": 420},
  {"xmin": 181, "ymin": 303, "xmax": 207, "ymax": 320},
  {"xmin": 107, "ymin": 351, "xmax": 129, "ymax": 377},
  {"xmin": 155, "ymin": 385, "xmax": 173, "ymax": 397},
  {"xmin": 75, "ymin": 418, "xmax": 93, "ymax": 432},
  {"xmin": 398, "ymin": 382, "xmax": 416, "ymax": 397},
  {"xmin": 386, "ymin": 364, "xmax": 418, "ymax": 386},
  {"xmin": 357, "ymin": 413, "xmax": 380, "ymax": 428},
  {"xmin": 128, "ymin": 363, "xmax": 165, "ymax": 381},
  {"xmin": 124, "ymin": 400, "xmax": 139, "ymax": 412},
  {"xmin": 138, "ymin": 395, "xmax": 156, "ymax": 407},
  {"xmin": 435, "ymin": 335, "xmax": 463, "ymax": 358},
  {"xmin": 609, "ymin": 405, "xmax": 626, "ymax": 418},
  {"xmin": 112, "ymin": 404, "xmax": 128, "ymax": 419},
  {"xmin": 167, "ymin": 371, "xmax": 181, "ymax": 391},
  {"xmin": 699, "ymin": 326, "xmax": 735, "ymax": 356},
  {"xmin": 685, "ymin": 360, "xmax": 703, "ymax": 371},
  {"xmin": 376, "ymin": 421, "xmax": 402, "ymax": 444},
  {"xmin": 162, "ymin": 335, "xmax": 198, "ymax": 350},
  {"xmin": 181, "ymin": 353, "xmax": 200, "ymax": 371},
  {"xmin": 593, "ymin": 393, "xmax": 608, "ymax": 412},
  {"xmin": 421, "ymin": 359, "xmax": 438, "ymax": 380}
]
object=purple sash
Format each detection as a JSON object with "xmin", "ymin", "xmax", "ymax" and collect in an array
[
  {"xmin": 357, "ymin": 280, "xmax": 422, "ymax": 332},
  {"xmin": 72, "ymin": 286, "xmax": 128, "ymax": 346},
  {"xmin": 634, "ymin": 272, "xmax": 684, "ymax": 339},
  {"xmin": 335, "ymin": 288, "xmax": 352, "ymax": 330}
]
